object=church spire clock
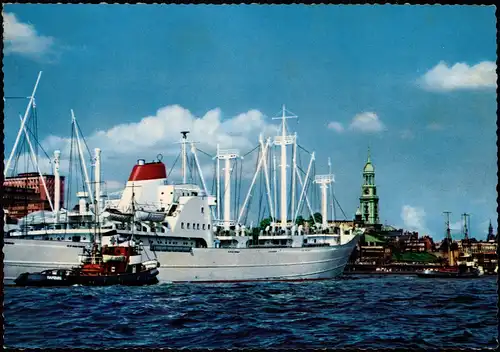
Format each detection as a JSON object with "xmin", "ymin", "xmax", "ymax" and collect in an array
[{"xmin": 360, "ymin": 147, "xmax": 380, "ymax": 225}]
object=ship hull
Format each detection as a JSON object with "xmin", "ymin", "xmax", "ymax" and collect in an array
[
  {"xmin": 3, "ymin": 239, "xmax": 85, "ymax": 283},
  {"xmin": 142, "ymin": 235, "xmax": 359, "ymax": 283},
  {"xmin": 4, "ymin": 235, "xmax": 359, "ymax": 284}
]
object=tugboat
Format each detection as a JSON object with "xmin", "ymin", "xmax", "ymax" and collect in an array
[
  {"xmin": 15, "ymin": 193, "xmax": 160, "ymax": 287},
  {"xmin": 14, "ymin": 238, "xmax": 160, "ymax": 287}
]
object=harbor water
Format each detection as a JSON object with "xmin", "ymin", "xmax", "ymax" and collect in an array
[{"xmin": 4, "ymin": 275, "xmax": 498, "ymax": 349}]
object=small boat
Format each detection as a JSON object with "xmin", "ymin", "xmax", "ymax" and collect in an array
[
  {"xmin": 416, "ymin": 264, "xmax": 483, "ymax": 279},
  {"xmin": 14, "ymin": 240, "xmax": 160, "ymax": 287},
  {"xmin": 103, "ymin": 208, "xmax": 134, "ymax": 222},
  {"xmin": 135, "ymin": 210, "xmax": 166, "ymax": 222}
]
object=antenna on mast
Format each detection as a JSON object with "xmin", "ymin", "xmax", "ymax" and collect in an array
[{"xmin": 180, "ymin": 131, "xmax": 190, "ymax": 184}]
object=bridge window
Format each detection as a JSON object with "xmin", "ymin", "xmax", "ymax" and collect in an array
[{"xmin": 201, "ymin": 207, "xmax": 204, "ymax": 214}]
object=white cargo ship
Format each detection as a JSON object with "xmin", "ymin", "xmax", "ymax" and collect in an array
[{"xmin": 3, "ymin": 73, "xmax": 362, "ymax": 283}]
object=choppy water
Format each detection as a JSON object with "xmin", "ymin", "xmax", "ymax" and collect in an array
[{"xmin": 4, "ymin": 275, "xmax": 498, "ymax": 349}]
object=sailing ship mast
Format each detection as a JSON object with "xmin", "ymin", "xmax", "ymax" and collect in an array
[{"xmin": 444, "ymin": 211, "xmax": 452, "ymax": 266}]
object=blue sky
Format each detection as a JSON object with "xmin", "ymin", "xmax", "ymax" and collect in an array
[{"xmin": 3, "ymin": 5, "xmax": 497, "ymax": 240}]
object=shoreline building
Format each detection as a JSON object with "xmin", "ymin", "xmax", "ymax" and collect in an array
[{"xmin": 3, "ymin": 172, "xmax": 65, "ymax": 219}]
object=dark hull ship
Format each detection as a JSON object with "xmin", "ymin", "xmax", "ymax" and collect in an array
[{"xmin": 15, "ymin": 241, "xmax": 160, "ymax": 287}]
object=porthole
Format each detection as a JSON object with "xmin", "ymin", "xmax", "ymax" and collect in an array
[{"xmin": 181, "ymin": 222, "xmax": 184, "ymax": 229}]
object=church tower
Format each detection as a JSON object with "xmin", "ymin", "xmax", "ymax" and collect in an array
[
  {"xmin": 487, "ymin": 220, "xmax": 495, "ymax": 241},
  {"xmin": 360, "ymin": 148, "xmax": 380, "ymax": 225}
]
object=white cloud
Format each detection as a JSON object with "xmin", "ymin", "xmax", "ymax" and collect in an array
[
  {"xmin": 401, "ymin": 205, "xmax": 428, "ymax": 234},
  {"xmin": 37, "ymin": 104, "xmax": 279, "ymax": 190},
  {"xmin": 3, "ymin": 12, "xmax": 55, "ymax": 59},
  {"xmin": 449, "ymin": 220, "xmax": 462, "ymax": 232},
  {"xmin": 349, "ymin": 112, "xmax": 385, "ymax": 133},
  {"xmin": 327, "ymin": 121, "xmax": 344, "ymax": 133},
  {"xmin": 43, "ymin": 105, "xmax": 276, "ymax": 159},
  {"xmin": 418, "ymin": 61, "xmax": 497, "ymax": 92}
]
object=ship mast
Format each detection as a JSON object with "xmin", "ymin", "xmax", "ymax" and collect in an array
[
  {"xmin": 72, "ymin": 109, "xmax": 94, "ymax": 205},
  {"xmin": 444, "ymin": 211, "xmax": 452, "ymax": 266},
  {"xmin": 54, "ymin": 150, "xmax": 61, "ymax": 223},
  {"xmin": 237, "ymin": 135, "xmax": 274, "ymax": 224},
  {"xmin": 180, "ymin": 131, "xmax": 189, "ymax": 184},
  {"xmin": 5, "ymin": 71, "xmax": 42, "ymax": 178},
  {"xmin": 328, "ymin": 157, "xmax": 336, "ymax": 221},
  {"xmin": 216, "ymin": 148, "xmax": 241, "ymax": 230},
  {"xmin": 314, "ymin": 173, "xmax": 335, "ymax": 230},
  {"xmin": 272, "ymin": 105, "xmax": 297, "ymax": 229},
  {"xmin": 16, "ymin": 114, "xmax": 54, "ymax": 212}
]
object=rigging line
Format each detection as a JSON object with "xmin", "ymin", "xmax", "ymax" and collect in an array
[
  {"xmin": 4, "ymin": 96, "xmax": 31, "ymax": 99},
  {"xmin": 333, "ymin": 193, "xmax": 347, "ymax": 219},
  {"xmin": 297, "ymin": 144, "xmax": 311, "ymax": 155},
  {"xmin": 31, "ymin": 106, "xmax": 39, "ymax": 166},
  {"xmin": 195, "ymin": 148, "xmax": 214, "ymax": 158},
  {"xmin": 167, "ymin": 152, "xmax": 181, "ymax": 178},
  {"xmin": 23, "ymin": 122, "xmax": 52, "ymax": 163},
  {"xmin": 296, "ymin": 165, "xmax": 307, "ymax": 176},
  {"xmin": 75, "ymin": 119, "xmax": 93, "ymax": 162},
  {"xmin": 245, "ymin": 147, "xmax": 261, "ymax": 225},
  {"xmin": 210, "ymin": 159, "xmax": 216, "ymax": 196},
  {"xmin": 242, "ymin": 144, "xmax": 259, "ymax": 158}
]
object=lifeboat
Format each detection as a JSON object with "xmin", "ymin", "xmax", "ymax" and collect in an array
[{"xmin": 135, "ymin": 210, "xmax": 166, "ymax": 222}]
